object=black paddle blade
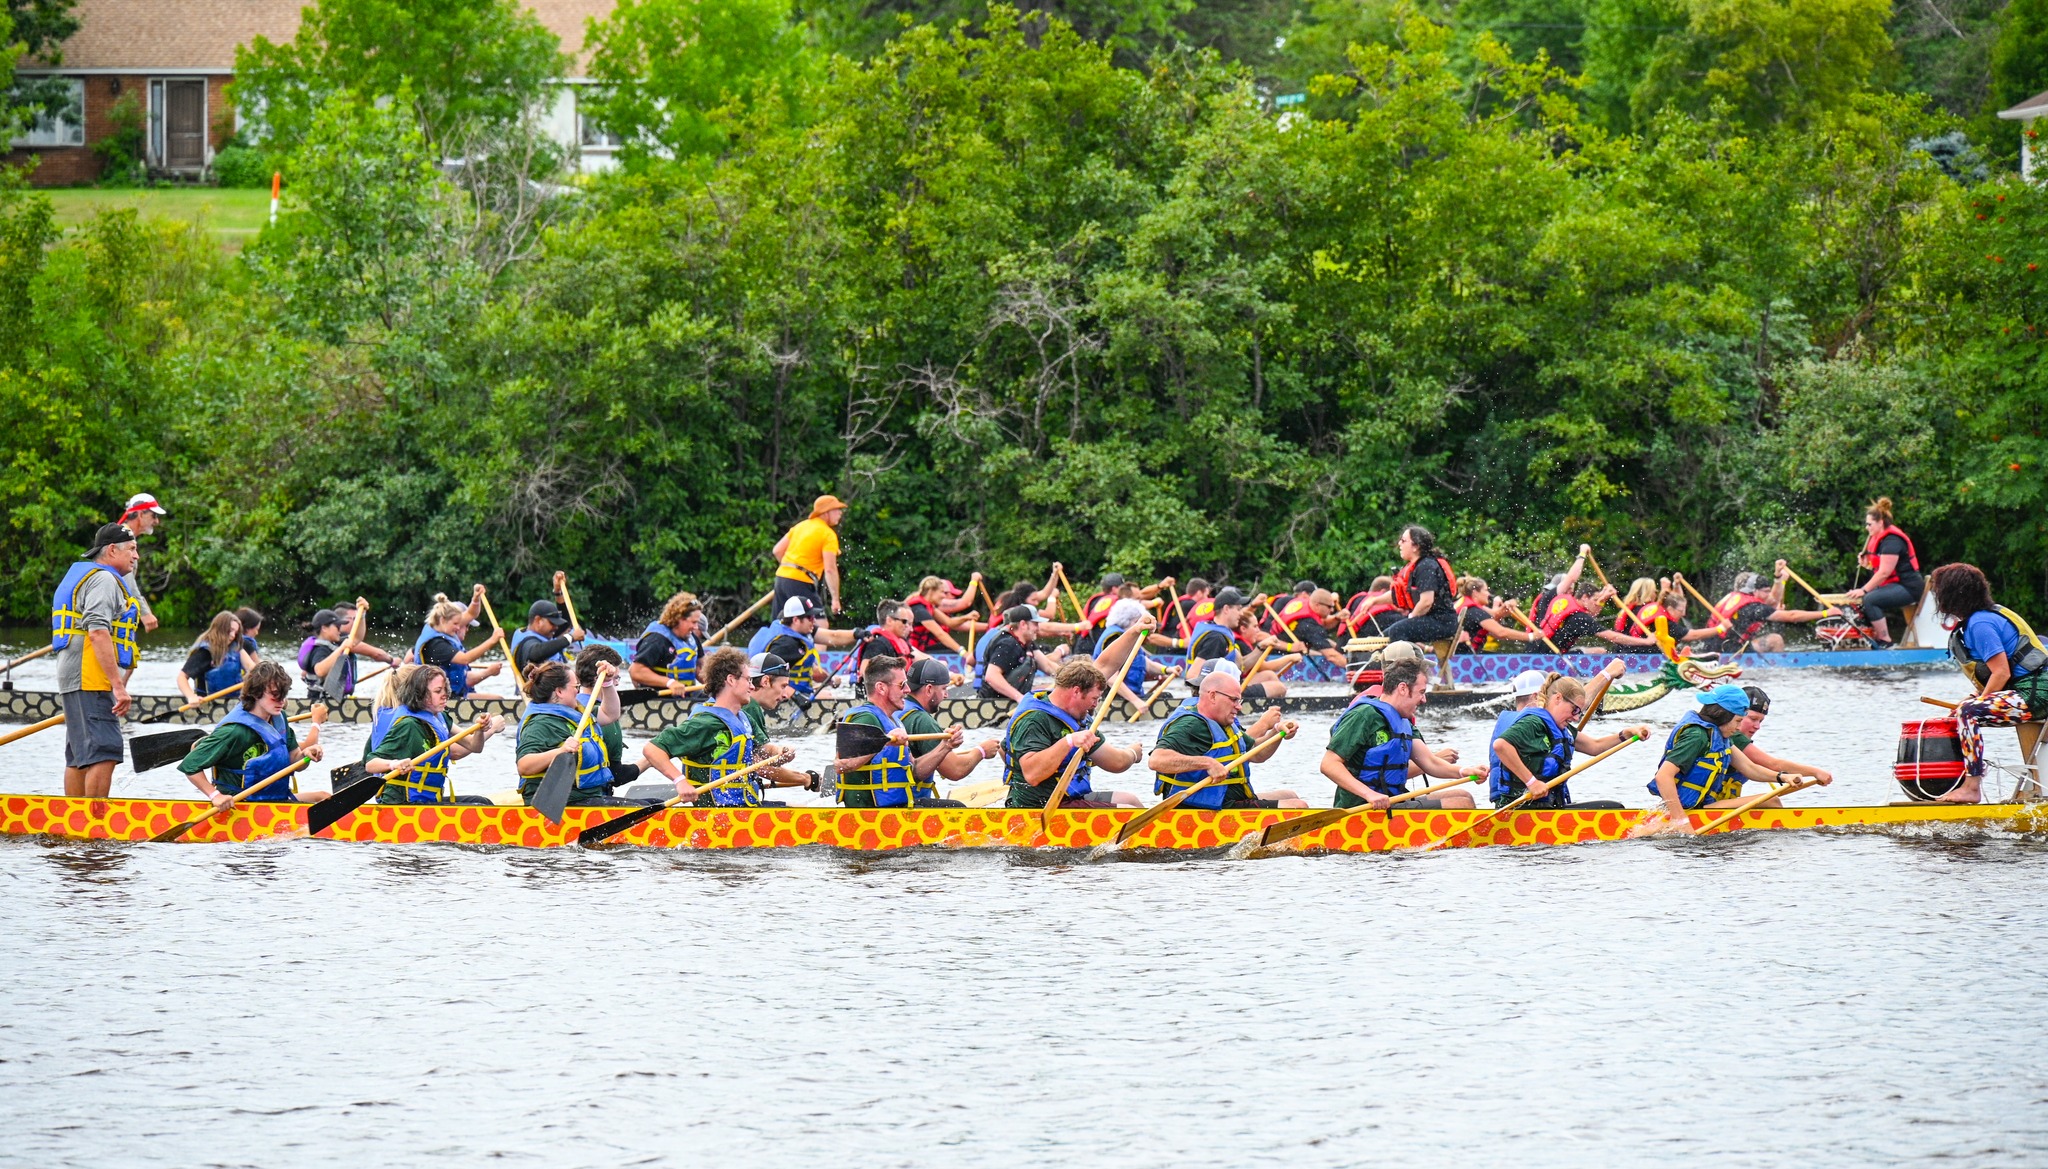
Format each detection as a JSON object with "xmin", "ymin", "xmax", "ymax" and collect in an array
[
  {"xmin": 833, "ymin": 720, "xmax": 889, "ymax": 758},
  {"xmin": 578, "ymin": 800, "xmax": 667, "ymax": 846},
  {"xmin": 532, "ymin": 753, "xmax": 576, "ymax": 824},
  {"xmin": 130, "ymin": 727, "xmax": 206, "ymax": 773},
  {"xmin": 306, "ymin": 771, "xmax": 384, "ymax": 837}
]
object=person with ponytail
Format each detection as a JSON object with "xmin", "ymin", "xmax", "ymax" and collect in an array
[
  {"xmin": 413, "ymin": 586, "xmax": 505, "ymax": 698},
  {"xmin": 516, "ymin": 658, "xmax": 633, "ymax": 807},
  {"xmin": 1487, "ymin": 661, "xmax": 1644, "ymax": 809},
  {"xmin": 1455, "ymin": 578, "xmax": 1542, "ymax": 652},
  {"xmin": 365, "ymin": 664, "xmax": 504, "ymax": 806},
  {"xmin": 1380, "ymin": 525, "xmax": 1459, "ymax": 645},
  {"xmin": 1847, "ymin": 497, "xmax": 1923, "ymax": 649},
  {"xmin": 1930, "ymin": 563, "xmax": 2048, "ymax": 801}
]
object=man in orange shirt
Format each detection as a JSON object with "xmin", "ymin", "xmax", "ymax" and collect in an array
[{"xmin": 772, "ymin": 495, "xmax": 847, "ymax": 616}]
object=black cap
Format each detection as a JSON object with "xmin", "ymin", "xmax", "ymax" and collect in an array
[
  {"xmin": 529, "ymin": 599, "xmax": 566, "ymax": 623},
  {"xmin": 88, "ymin": 523, "xmax": 135, "ymax": 555},
  {"xmin": 1101, "ymin": 572, "xmax": 1127, "ymax": 589},
  {"xmin": 1005, "ymin": 604, "xmax": 1039, "ymax": 625},
  {"xmin": 1291, "ymin": 580, "xmax": 1318, "ymax": 595},
  {"xmin": 908, "ymin": 658, "xmax": 951, "ymax": 688},
  {"xmin": 1214, "ymin": 586, "xmax": 1249, "ymax": 607},
  {"xmin": 1742, "ymin": 685, "xmax": 1771, "ymax": 714},
  {"xmin": 309, "ymin": 608, "xmax": 342, "ymax": 630}
]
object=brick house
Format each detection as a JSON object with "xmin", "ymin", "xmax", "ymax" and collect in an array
[{"xmin": 8, "ymin": 0, "xmax": 618, "ymax": 185}]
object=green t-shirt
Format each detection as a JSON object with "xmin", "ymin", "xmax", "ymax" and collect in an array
[
  {"xmin": 1497, "ymin": 711, "xmax": 1568, "ymax": 771},
  {"xmin": 516, "ymin": 710, "xmax": 579, "ymax": 799},
  {"xmin": 1662, "ymin": 723, "xmax": 1717, "ymax": 776},
  {"xmin": 1327, "ymin": 701, "xmax": 1422, "ymax": 809},
  {"xmin": 900, "ymin": 699, "xmax": 943, "ymax": 738},
  {"xmin": 178, "ymin": 719, "xmax": 299, "ymax": 793},
  {"xmin": 1154, "ymin": 710, "xmax": 1251, "ymax": 798},
  {"xmin": 650, "ymin": 709, "xmax": 756, "ymax": 803},
  {"xmin": 1003, "ymin": 707, "xmax": 1074, "ymax": 809},
  {"xmin": 741, "ymin": 700, "xmax": 772, "ymax": 741},
  {"xmin": 374, "ymin": 715, "xmax": 464, "ymax": 803}
]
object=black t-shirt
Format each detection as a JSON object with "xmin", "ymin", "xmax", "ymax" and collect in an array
[
  {"xmin": 1461, "ymin": 606, "xmax": 1488, "ymax": 642},
  {"xmin": 1877, "ymin": 533, "xmax": 1922, "ymax": 591},
  {"xmin": 634, "ymin": 630, "xmax": 676, "ymax": 671},
  {"xmin": 417, "ymin": 635, "xmax": 458, "ymax": 672},
  {"xmin": 514, "ymin": 633, "xmax": 573, "ymax": 675},
  {"xmin": 1730, "ymin": 601, "xmax": 1777, "ymax": 638},
  {"xmin": 979, "ymin": 629, "xmax": 1029, "ymax": 687},
  {"xmin": 856, "ymin": 631, "xmax": 910, "ymax": 671},
  {"xmin": 1292, "ymin": 615, "xmax": 1332, "ymax": 650},
  {"xmin": 181, "ymin": 645, "xmax": 220, "ymax": 683},
  {"xmin": 1405, "ymin": 558, "xmax": 1448, "ymax": 614},
  {"xmin": 766, "ymin": 634, "xmax": 811, "ymax": 670},
  {"xmin": 1188, "ymin": 628, "xmax": 1236, "ymax": 663}
]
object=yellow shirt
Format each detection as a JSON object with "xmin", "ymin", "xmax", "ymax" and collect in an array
[{"xmin": 777, "ymin": 518, "xmax": 841, "ymax": 582}]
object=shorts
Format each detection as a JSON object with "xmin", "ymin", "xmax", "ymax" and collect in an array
[
  {"xmin": 1243, "ymin": 681, "xmax": 1274, "ymax": 700},
  {"xmin": 773, "ymin": 577, "xmax": 821, "ymax": 611},
  {"xmin": 1397, "ymin": 796, "xmax": 1448, "ymax": 810},
  {"xmin": 914, "ymin": 797, "xmax": 967, "ymax": 808},
  {"xmin": 61, "ymin": 690, "xmax": 122, "ymax": 769}
]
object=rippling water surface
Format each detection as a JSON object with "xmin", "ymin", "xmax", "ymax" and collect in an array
[{"xmin": 2, "ymin": 643, "xmax": 2045, "ymax": 1165}]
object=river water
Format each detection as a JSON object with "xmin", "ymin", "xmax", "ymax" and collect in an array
[{"xmin": 2, "ymin": 637, "xmax": 2044, "ymax": 1165}]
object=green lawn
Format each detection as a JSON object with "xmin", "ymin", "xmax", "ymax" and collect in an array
[{"xmin": 43, "ymin": 187, "xmax": 272, "ymax": 245}]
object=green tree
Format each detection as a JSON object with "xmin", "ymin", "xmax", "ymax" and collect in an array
[
  {"xmin": 1986, "ymin": 0, "xmax": 2048, "ymax": 158},
  {"xmin": 1, "ymin": 0, "xmax": 81, "ymax": 135}
]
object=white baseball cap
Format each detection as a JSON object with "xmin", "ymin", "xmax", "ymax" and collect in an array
[
  {"xmin": 123, "ymin": 492, "xmax": 167, "ymax": 517},
  {"xmin": 1511, "ymin": 669, "xmax": 1547, "ymax": 697}
]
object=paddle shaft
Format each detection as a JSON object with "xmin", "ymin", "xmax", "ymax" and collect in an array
[
  {"xmin": 1044, "ymin": 679, "xmax": 1122, "ymax": 812},
  {"xmin": 0, "ymin": 713, "xmax": 64, "ymax": 748},
  {"xmin": 558, "ymin": 576, "xmax": 584, "ymax": 637},
  {"xmin": 1674, "ymin": 575, "xmax": 1732, "ymax": 637},
  {"xmin": 1125, "ymin": 666, "xmax": 1181, "ymax": 722},
  {"xmin": 1424, "ymin": 734, "xmax": 1644, "ymax": 851},
  {"xmin": 1692, "ymin": 777, "xmax": 1824, "ymax": 835},
  {"xmin": 382, "ymin": 719, "xmax": 494, "ymax": 777},
  {"xmin": 155, "ymin": 758, "xmax": 310, "ymax": 842},
  {"xmin": 1259, "ymin": 597, "xmax": 1305, "ymax": 651},
  {"xmin": 1258, "ymin": 774, "xmax": 1483, "ymax": 849},
  {"xmin": 707, "ymin": 591, "xmax": 773, "ymax": 646},
  {"xmin": 173, "ymin": 681, "xmax": 245, "ymax": 715},
  {"xmin": 1586, "ymin": 551, "xmax": 1657, "ymax": 641},
  {"xmin": 479, "ymin": 591, "xmax": 514, "ymax": 668},
  {"xmin": 1115, "ymin": 728, "xmax": 1290, "ymax": 843},
  {"xmin": 1784, "ymin": 566, "xmax": 1834, "ymax": 609},
  {"xmin": 1575, "ymin": 671, "xmax": 1617, "ymax": 733},
  {"xmin": 4, "ymin": 644, "xmax": 55, "ymax": 672},
  {"xmin": 1503, "ymin": 600, "xmax": 1562, "ymax": 655},
  {"xmin": 580, "ymin": 752, "xmax": 790, "ymax": 845},
  {"xmin": 1055, "ymin": 566, "xmax": 1088, "ymax": 628},
  {"xmin": 1921, "ymin": 696, "xmax": 1959, "ymax": 710}
]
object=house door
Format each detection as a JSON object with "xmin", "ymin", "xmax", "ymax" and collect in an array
[{"xmin": 163, "ymin": 81, "xmax": 205, "ymax": 170}]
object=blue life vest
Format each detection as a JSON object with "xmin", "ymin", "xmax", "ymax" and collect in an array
[
  {"xmin": 1343, "ymin": 694, "xmax": 1415, "ymax": 797},
  {"xmin": 745, "ymin": 625, "xmax": 775, "ymax": 655},
  {"xmin": 764, "ymin": 621, "xmax": 819, "ymax": 700},
  {"xmin": 1099, "ymin": 624, "xmax": 1149, "ymax": 690},
  {"xmin": 511, "ymin": 627, "xmax": 566, "ymax": 667},
  {"xmin": 686, "ymin": 704, "xmax": 761, "ymax": 807},
  {"xmin": 1003, "ymin": 693, "xmax": 1092, "ymax": 799},
  {"xmin": 523, "ymin": 701, "xmax": 611, "ymax": 793},
  {"xmin": 216, "ymin": 708, "xmax": 296, "ymax": 801},
  {"xmin": 641, "ymin": 621, "xmax": 700, "ymax": 685},
  {"xmin": 299, "ymin": 635, "xmax": 356, "ymax": 696},
  {"xmin": 1185, "ymin": 620, "xmax": 1238, "ymax": 681},
  {"xmin": 1487, "ymin": 708, "xmax": 1575, "ymax": 806},
  {"xmin": 838, "ymin": 702, "xmax": 917, "ymax": 808},
  {"xmin": 50, "ymin": 561, "xmax": 140, "ymax": 672},
  {"xmin": 414, "ymin": 625, "xmax": 472, "ymax": 696},
  {"xmin": 1153, "ymin": 706, "xmax": 1250, "ymax": 810},
  {"xmin": 191, "ymin": 638, "xmax": 245, "ymax": 695},
  {"xmin": 379, "ymin": 707, "xmax": 457, "ymax": 804},
  {"xmin": 903, "ymin": 695, "xmax": 942, "ymax": 801},
  {"xmin": 1648, "ymin": 710, "xmax": 1739, "ymax": 809}
]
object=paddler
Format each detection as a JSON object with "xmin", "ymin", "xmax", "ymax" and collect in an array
[
  {"xmin": 1487, "ymin": 664, "xmax": 1644, "ymax": 809},
  {"xmin": 1320, "ymin": 657, "xmax": 1474, "ymax": 810},
  {"xmin": 1537, "ymin": 546, "xmax": 1619, "ymax": 653},
  {"xmin": 761, "ymin": 595, "xmax": 843, "ymax": 703},
  {"xmin": 1147, "ymin": 667, "xmax": 1305, "ymax": 809},
  {"xmin": 1697, "ymin": 565, "xmax": 1836, "ymax": 653},
  {"xmin": 516, "ymin": 660, "xmax": 634, "ymax": 807},
  {"xmin": 1273, "ymin": 585, "xmax": 1349, "ymax": 674},
  {"xmin": 1729, "ymin": 687, "xmax": 1833, "ymax": 787},
  {"xmin": 629, "ymin": 591, "xmax": 705, "ymax": 695},
  {"xmin": 1184, "ymin": 587, "xmax": 1288, "ymax": 697},
  {"xmin": 835, "ymin": 655, "xmax": 970, "ymax": 808},
  {"xmin": 642, "ymin": 648, "xmax": 806, "ymax": 807},
  {"xmin": 177, "ymin": 611, "xmax": 257, "ymax": 703},
  {"xmin": 1846, "ymin": 497, "xmax": 1922, "ymax": 649},
  {"xmin": 1645, "ymin": 684, "xmax": 1820, "ymax": 829},
  {"xmin": 52, "ymin": 523, "xmax": 142, "ymax": 798},
  {"xmin": 903, "ymin": 657, "xmax": 1000, "ymax": 791},
  {"xmin": 1603, "ymin": 579, "xmax": 1721, "ymax": 651},
  {"xmin": 1930, "ymin": 563, "xmax": 2048, "ymax": 802},
  {"xmin": 851, "ymin": 601, "xmax": 927, "ymax": 682},
  {"xmin": 1347, "ymin": 575, "xmax": 1400, "ymax": 636},
  {"xmin": 176, "ymin": 662, "xmax": 330, "ymax": 805},
  {"xmin": 1379, "ymin": 526, "xmax": 1459, "ymax": 645},
  {"xmin": 976, "ymin": 604, "xmax": 1071, "ymax": 702},
  {"xmin": 771, "ymin": 494, "xmax": 847, "ymax": 616},
  {"xmin": 414, "ymin": 588, "xmax": 506, "ymax": 698},
  {"xmin": 1098, "ymin": 598, "xmax": 1174, "ymax": 709},
  {"xmin": 510, "ymin": 590, "xmax": 584, "ymax": 675},
  {"xmin": 1000, "ymin": 658, "xmax": 1145, "ymax": 809},
  {"xmin": 906, "ymin": 575, "xmax": 981, "ymax": 658},
  {"xmin": 364, "ymin": 665, "xmax": 505, "ymax": 805},
  {"xmin": 1456, "ymin": 579, "xmax": 1543, "ymax": 651},
  {"xmin": 300, "ymin": 599, "xmax": 391, "ymax": 697},
  {"xmin": 576, "ymin": 645, "xmax": 643, "ymax": 792},
  {"xmin": 117, "ymin": 492, "xmax": 166, "ymax": 632}
]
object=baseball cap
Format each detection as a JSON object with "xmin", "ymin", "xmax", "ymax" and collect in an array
[
  {"xmin": 122, "ymin": 493, "xmax": 167, "ymax": 517},
  {"xmin": 1511, "ymin": 669, "xmax": 1547, "ymax": 697},
  {"xmin": 938, "ymin": 578, "xmax": 964, "ymax": 597},
  {"xmin": 1213, "ymin": 586, "xmax": 1249, "ymax": 607},
  {"xmin": 1699, "ymin": 683, "xmax": 1750, "ymax": 715},
  {"xmin": 529, "ymin": 599, "xmax": 567, "ymax": 623},
  {"xmin": 1380, "ymin": 640, "xmax": 1423, "ymax": 664},
  {"xmin": 748, "ymin": 652, "xmax": 792, "ymax": 679},
  {"xmin": 1005, "ymin": 603, "xmax": 1039, "ymax": 625},
  {"xmin": 1101, "ymin": 572, "xmax": 1127, "ymax": 589},
  {"xmin": 810, "ymin": 494, "xmax": 849, "ymax": 518},
  {"xmin": 1204, "ymin": 659, "xmax": 1242, "ymax": 681},
  {"xmin": 1741, "ymin": 685, "xmax": 1771, "ymax": 714},
  {"xmin": 907, "ymin": 658, "xmax": 951, "ymax": 688},
  {"xmin": 309, "ymin": 608, "xmax": 343, "ymax": 631},
  {"xmin": 87, "ymin": 523, "xmax": 135, "ymax": 554},
  {"xmin": 1291, "ymin": 580, "xmax": 1318, "ymax": 595},
  {"xmin": 782, "ymin": 596, "xmax": 822, "ymax": 621}
]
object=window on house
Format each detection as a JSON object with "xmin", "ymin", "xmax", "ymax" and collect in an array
[
  {"xmin": 577, "ymin": 89, "xmax": 621, "ymax": 149},
  {"xmin": 13, "ymin": 77, "xmax": 85, "ymax": 147}
]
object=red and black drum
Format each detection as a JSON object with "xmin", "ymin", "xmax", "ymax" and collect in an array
[{"xmin": 1895, "ymin": 717, "xmax": 1965, "ymax": 800}]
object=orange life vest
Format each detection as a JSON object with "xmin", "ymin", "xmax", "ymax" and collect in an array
[
  {"xmin": 1391, "ymin": 556, "xmax": 1456, "ymax": 611},
  {"xmin": 1540, "ymin": 593, "xmax": 1588, "ymax": 638}
]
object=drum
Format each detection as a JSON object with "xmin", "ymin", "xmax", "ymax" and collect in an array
[{"xmin": 1895, "ymin": 717, "xmax": 1965, "ymax": 800}]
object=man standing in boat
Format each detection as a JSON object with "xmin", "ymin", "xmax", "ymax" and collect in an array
[
  {"xmin": 117, "ymin": 493, "xmax": 166, "ymax": 633},
  {"xmin": 771, "ymin": 494, "xmax": 847, "ymax": 616},
  {"xmin": 52, "ymin": 524, "xmax": 142, "ymax": 799}
]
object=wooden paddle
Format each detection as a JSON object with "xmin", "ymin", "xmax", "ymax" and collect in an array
[
  {"xmin": 707, "ymin": 591, "xmax": 773, "ymax": 646},
  {"xmin": 532, "ymin": 679, "xmax": 607, "ymax": 824},
  {"xmin": 1251, "ymin": 774, "xmax": 1484, "ymax": 851},
  {"xmin": 1418, "ymin": 733, "xmax": 1645, "ymax": 852},
  {"xmin": 1576, "ymin": 670, "xmax": 1617, "ymax": 733},
  {"xmin": 478, "ymin": 589, "xmax": 514, "ymax": 671},
  {"xmin": 1124, "ymin": 665, "xmax": 1182, "ymax": 722},
  {"xmin": 1673, "ymin": 574, "xmax": 1734, "ymax": 640},
  {"xmin": 309, "ymin": 719, "xmax": 492, "ymax": 837},
  {"xmin": 833, "ymin": 720, "xmax": 950, "ymax": 757},
  {"xmin": 1259, "ymin": 596, "xmax": 1306, "ymax": 652},
  {"xmin": 1921, "ymin": 696, "xmax": 1959, "ymax": 710},
  {"xmin": 1043, "ymin": 679, "xmax": 1123, "ymax": 812},
  {"xmin": 1503, "ymin": 600, "xmax": 1563, "ymax": 655},
  {"xmin": 1691, "ymin": 776, "xmax": 1824, "ymax": 836},
  {"xmin": 620, "ymin": 685, "xmax": 691, "ymax": 706},
  {"xmin": 556, "ymin": 573, "xmax": 586, "ymax": 640},
  {"xmin": 1585, "ymin": 550, "xmax": 1658, "ymax": 643},
  {"xmin": 1166, "ymin": 578, "xmax": 1187, "ymax": 639},
  {"xmin": 1055, "ymin": 566, "xmax": 1088, "ymax": 631},
  {"xmin": 1104, "ymin": 727, "xmax": 1291, "ymax": 848},
  {"xmin": 151, "ymin": 757, "xmax": 311, "ymax": 843},
  {"xmin": 0, "ymin": 713, "xmax": 64, "ymax": 749},
  {"xmin": 144, "ymin": 681, "xmax": 244, "ymax": 723},
  {"xmin": 1782, "ymin": 566, "xmax": 1840, "ymax": 614},
  {"xmin": 131, "ymin": 706, "xmax": 324, "ymax": 774},
  {"xmin": 577, "ymin": 751, "xmax": 793, "ymax": 846},
  {"xmin": 3, "ymin": 644, "xmax": 55, "ymax": 672}
]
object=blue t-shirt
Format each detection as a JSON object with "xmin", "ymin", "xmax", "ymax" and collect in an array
[{"xmin": 1964, "ymin": 611, "xmax": 2031, "ymax": 676}]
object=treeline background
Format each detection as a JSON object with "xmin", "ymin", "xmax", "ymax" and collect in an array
[{"xmin": 0, "ymin": 0, "xmax": 2042, "ymax": 631}]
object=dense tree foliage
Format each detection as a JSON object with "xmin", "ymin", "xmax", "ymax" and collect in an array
[{"xmin": 3, "ymin": 0, "xmax": 2043, "ymax": 635}]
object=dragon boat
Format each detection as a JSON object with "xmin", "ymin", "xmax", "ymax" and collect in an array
[{"xmin": 0, "ymin": 793, "xmax": 2035, "ymax": 852}]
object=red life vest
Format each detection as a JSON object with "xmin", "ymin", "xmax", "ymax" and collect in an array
[
  {"xmin": 902, "ymin": 595, "xmax": 946, "ymax": 652},
  {"xmin": 1081, "ymin": 591, "xmax": 1116, "ymax": 632},
  {"xmin": 1391, "ymin": 556, "xmax": 1457, "ymax": 611},
  {"xmin": 1456, "ymin": 597, "xmax": 1498, "ymax": 651},
  {"xmin": 1612, "ymin": 600, "xmax": 1668, "ymax": 634},
  {"xmin": 1860, "ymin": 524, "xmax": 1919, "ymax": 587},
  {"xmin": 1276, "ymin": 595, "xmax": 1318, "ymax": 630},
  {"xmin": 1540, "ymin": 593, "xmax": 1588, "ymax": 638}
]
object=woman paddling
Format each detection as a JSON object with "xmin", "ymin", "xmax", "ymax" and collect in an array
[
  {"xmin": 1455, "ymin": 578, "xmax": 1541, "ymax": 652},
  {"xmin": 177, "ymin": 662, "xmax": 328, "ymax": 804},
  {"xmin": 364, "ymin": 665, "xmax": 504, "ymax": 806},
  {"xmin": 516, "ymin": 660, "xmax": 634, "ymax": 808},
  {"xmin": 1487, "ymin": 669, "xmax": 1645, "ymax": 809},
  {"xmin": 1847, "ymin": 497, "xmax": 1923, "ymax": 650},
  {"xmin": 413, "ymin": 588, "xmax": 505, "ymax": 698},
  {"xmin": 1930, "ymin": 563, "xmax": 2048, "ymax": 802},
  {"xmin": 177, "ymin": 611, "xmax": 257, "ymax": 703}
]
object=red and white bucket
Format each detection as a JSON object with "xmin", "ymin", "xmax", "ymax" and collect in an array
[{"xmin": 1895, "ymin": 717, "xmax": 1965, "ymax": 800}]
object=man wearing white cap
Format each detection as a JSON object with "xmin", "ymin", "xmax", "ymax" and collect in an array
[{"xmin": 118, "ymin": 493, "xmax": 166, "ymax": 633}]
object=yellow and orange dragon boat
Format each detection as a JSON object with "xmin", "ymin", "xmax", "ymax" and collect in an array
[{"xmin": 0, "ymin": 794, "xmax": 2038, "ymax": 853}]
